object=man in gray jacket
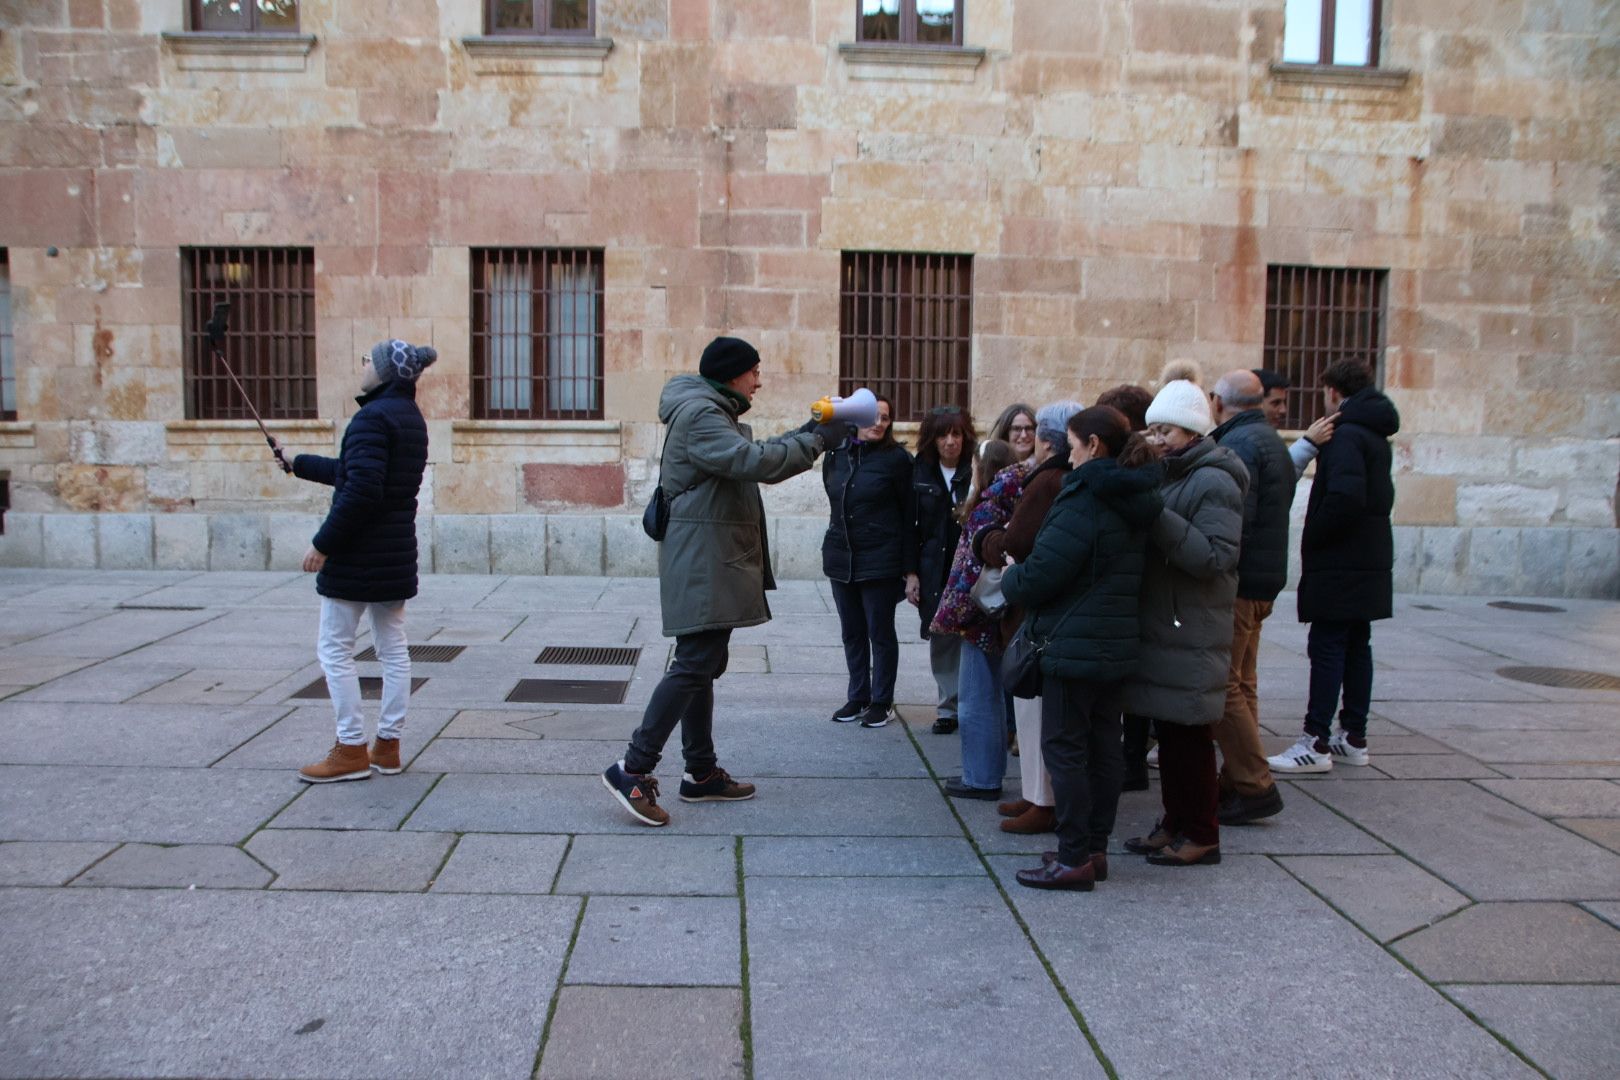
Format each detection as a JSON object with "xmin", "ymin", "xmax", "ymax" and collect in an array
[
  {"xmin": 1210, "ymin": 371, "xmax": 1294, "ymax": 824},
  {"xmin": 604, "ymin": 337, "xmax": 850, "ymax": 827}
]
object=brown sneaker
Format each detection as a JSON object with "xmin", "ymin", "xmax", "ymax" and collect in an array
[
  {"xmin": 997, "ymin": 797, "xmax": 1033, "ymax": 818},
  {"xmin": 1123, "ymin": 819, "xmax": 1175, "ymax": 855},
  {"xmin": 1000, "ymin": 804, "xmax": 1057, "ymax": 834},
  {"xmin": 369, "ymin": 737, "xmax": 402, "ymax": 775},
  {"xmin": 679, "ymin": 768, "xmax": 757, "ymax": 803},
  {"xmin": 298, "ymin": 742, "xmax": 373, "ymax": 784},
  {"xmin": 603, "ymin": 761, "xmax": 670, "ymax": 827},
  {"xmin": 1146, "ymin": 837, "xmax": 1222, "ymax": 866}
]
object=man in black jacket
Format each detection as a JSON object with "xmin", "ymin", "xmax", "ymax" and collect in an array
[
  {"xmin": 1209, "ymin": 370, "xmax": 1293, "ymax": 823},
  {"xmin": 1268, "ymin": 360, "xmax": 1401, "ymax": 775}
]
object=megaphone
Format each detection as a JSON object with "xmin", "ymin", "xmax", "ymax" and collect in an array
[{"xmin": 809, "ymin": 387, "xmax": 880, "ymax": 428}]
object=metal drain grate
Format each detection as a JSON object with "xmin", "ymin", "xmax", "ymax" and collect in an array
[
  {"xmin": 1487, "ymin": 601, "xmax": 1567, "ymax": 614},
  {"xmin": 1496, "ymin": 666, "xmax": 1620, "ymax": 692},
  {"xmin": 535, "ymin": 646, "xmax": 642, "ymax": 666},
  {"xmin": 355, "ymin": 644, "xmax": 466, "ymax": 663},
  {"xmin": 290, "ymin": 677, "xmax": 428, "ymax": 700},
  {"xmin": 507, "ymin": 678, "xmax": 629, "ymax": 705}
]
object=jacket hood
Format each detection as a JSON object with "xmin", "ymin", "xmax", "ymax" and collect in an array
[
  {"xmin": 659, "ymin": 374, "xmax": 733, "ymax": 423},
  {"xmin": 1163, "ymin": 435, "xmax": 1250, "ymax": 491},
  {"xmin": 1071, "ymin": 457, "xmax": 1163, "ymax": 530},
  {"xmin": 1337, "ymin": 387, "xmax": 1401, "ymax": 438},
  {"xmin": 354, "ymin": 379, "xmax": 417, "ymax": 407}
]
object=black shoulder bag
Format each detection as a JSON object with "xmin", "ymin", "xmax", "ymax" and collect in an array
[
  {"xmin": 642, "ymin": 404, "xmax": 704, "ymax": 541},
  {"xmin": 1001, "ymin": 525, "xmax": 1099, "ymax": 699}
]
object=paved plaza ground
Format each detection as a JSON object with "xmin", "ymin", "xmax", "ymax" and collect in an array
[{"xmin": 0, "ymin": 569, "xmax": 1617, "ymax": 1078}]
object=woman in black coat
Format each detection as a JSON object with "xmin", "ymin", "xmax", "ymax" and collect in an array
[
  {"xmin": 908, "ymin": 406, "xmax": 977, "ymax": 734},
  {"xmin": 823, "ymin": 396, "xmax": 916, "ymax": 729}
]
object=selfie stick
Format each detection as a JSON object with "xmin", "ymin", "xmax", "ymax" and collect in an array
[{"xmin": 205, "ymin": 302, "xmax": 289, "ymax": 473}]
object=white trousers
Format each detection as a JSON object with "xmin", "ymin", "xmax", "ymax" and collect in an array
[
  {"xmin": 1014, "ymin": 693, "xmax": 1054, "ymax": 807},
  {"xmin": 317, "ymin": 597, "xmax": 410, "ymax": 746}
]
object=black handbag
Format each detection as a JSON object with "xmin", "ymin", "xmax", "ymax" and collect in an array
[
  {"xmin": 1001, "ymin": 583, "xmax": 1092, "ymax": 700},
  {"xmin": 642, "ymin": 402, "xmax": 703, "ymax": 542}
]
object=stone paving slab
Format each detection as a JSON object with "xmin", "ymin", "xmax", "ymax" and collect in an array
[
  {"xmin": 5, "ymin": 608, "xmax": 223, "ymax": 658},
  {"xmin": 556, "ymin": 834, "xmax": 737, "ymax": 895},
  {"xmin": 988, "ymin": 854, "xmax": 1539, "ymax": 1080},
  {"xmin": 1587, "ymin": 901, "xmax": 1620, "ymax": 929},
  {"xmin": 744, "ymin": 835, "xmax": 985, "ymax": 877},
  {"xmin": 0, "ymin": 888, "xmax": 573, "ymax": 1079},
  {"xmin": 1275, "ymin": 854, "xmax": 1472, "ymax": 942},
  {"xmin": 126, "ymin": 667, "xmax": 307, "ymax": 706},
  {"xmin": 71, "ymin": 843, "xmax": 273, "ymax": 890},
  {"xmin": 0, "ymin": 702, "xmax": 291, "ymax": 767},
  {"xmin": 0, "ymin": 841, "xmax": 117, "ymax": 886},
  {"xmin": 1370, "ymin": 754, "xmax": 1506, "ymax": 779},
  {"xmin": 405, "ymin": 774, "xmax": 963, "ymax": 836},
  {"xmin": 0, "ymin": 765, "xmax": 297, "ymax": 844},
  {"xmin": 248, "ymin": 829, "xmax": 456, "ymax": 891},
  {"xmin": 1307, "ymin": 780, "xmax": 1620, "ymax": 901},
  {"xmin": 0, "ymin": 655, "xmax": 98, "ymax": 685},
  {"xmin": 267, "ymin": 772, "xmax": 442, "ymax": 831},
  {"xmin": 1444, "ymin": 985, "xmax": 1620, "ymax": 1080},
  {"xmin": 567, "ymin": 895, "xmax": 740, "ymax": 986},
  {"xmin": 1562, "ymin": 818, "xmax": 1620, "ymax": 854},
  {"xmin": 538, "ymin": 986, "xmax": 745, "ymax": 1080},
  {"xmin": 430, "ymin": 833, "xmax": 569, "ymax": 894},
  {"xmin": 746, "ymin": 875, "xmax": 1102, "ymax": 1079},
  {"xmin": 11, "ymin": 660, "xmax": 194, "ymax": 704},
  {"xmin": 1427, "ymin": 728, "xmax": 1620, "ymax": 764},
  {"xmin": 0, "ymin": 608, "xmax": 106, "ymax": 645},
  {"xmin": 1395, "ymin": 902, "xmax": 1620, "ymax": 982},
  {"xmin": 1369, "ymin": 669, "xmax": 1550, "ymax": 703},
  {"xmin": 436, "ymin": 708, "xmax": 551, "ymax": 738},
  {"xmin": 411, "ymin": 738, "xmax": 616, "ymax": 775},
  {"xmin": 1374, "ymin": 700, "xmax": 1618, "ymax": 735},
  {"xmin": 1476, "ymin": 779, "xmax": 1620, "ymax": 817},
  {"xmin": 212, "ymin": 705, "xmax": 456, "ymax": 770},
  {"xmin": 1497, "ymin": 763, "xmax": 1620, "ymax": 779}
]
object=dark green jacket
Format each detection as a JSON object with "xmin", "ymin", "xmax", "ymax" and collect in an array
[{"xmin": 1000, "ymin": 457, "xmax": 1163, "ymax": 682}]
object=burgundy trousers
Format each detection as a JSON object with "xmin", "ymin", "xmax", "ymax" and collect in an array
[{"xmin": 1156, "ymin": 721, "xmax": 1220, "ymax": 846}]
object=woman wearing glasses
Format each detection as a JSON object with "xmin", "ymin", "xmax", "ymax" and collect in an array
[
  {"xmin": 989, "ymin": 403, "xmax": 1039, "ymax": 465},
  {"xmin": 908, "ymin": 405, "xmax": 977, "ymax": 735}
]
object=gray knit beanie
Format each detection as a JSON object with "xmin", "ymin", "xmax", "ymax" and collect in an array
[
  {"xmin": 369, "ymin": 339, "xmax": 439, "ymax": 383},
  {"xmin": 1035, "ymin": 400, "xmax": 1084, "ymax": 454}
]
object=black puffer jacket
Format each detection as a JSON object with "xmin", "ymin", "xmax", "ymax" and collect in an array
[
  {"xmin": 1211, "ymin": 408, "xmax": 1296, "ymax": 601},
  {"xmin": 911, "ymin": 457, "xmax": 972, "ymax": 638},
  {"xmin": 294, "ymin": 379, "xmax": 430, "ymax": 603},
  {"xmin": 1298, "ymin": 387, "xmax": 1401, "ymax": 624},
  {"xmin": 822, "ymin": 440, "xmax": 916, "ymax": 583},
  {"xmin": 1000, "ymin": 458, "xmax": 1163, "ymax": 682}
]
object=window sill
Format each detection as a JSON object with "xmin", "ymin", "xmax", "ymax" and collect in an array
[
  {"xmin": 838, "ymin": 41, "xmax": 986, "ymax": 84},
  {"xmin": 161, "ymin": 31, "xmax": 317, "ymax": 73},
  {"xmin": 460, "ymin": 35, "xmax": 613, "ymax": 77},
  {"xmin": 1269, "ymin": 62, "xmax": 1411, "ymax": 91},
  {"xmin": 452, "ymin": 419, "xmax": 621, "ymax": 465},
  {"xmin": 0, "ymin": 421, "xmax": 35, "ymax": 450}
]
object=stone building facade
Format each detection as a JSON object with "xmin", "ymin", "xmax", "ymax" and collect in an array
[{"xmin": 0, "ymin": 0, "xmax": 1615, "ymax": 596}]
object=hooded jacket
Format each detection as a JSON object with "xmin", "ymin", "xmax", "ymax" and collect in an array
[
  {"xmin": 1210, "ymin": 408, "xmax": 1295, "ymax": 601},
  {"xmin": 821, "ymin": 439, "xmax": 917, "ymax": 583},
  {"xmin": 1000, "ymin": 457, "xmax": 1163, "ymax": 682},
  {"xmin": 1121, "ymin": 438, "xmax": 1249, "ymax": 725},
  {"xmin": 653, "ymin": 374, "xmax": 821, "ymax": 637},
  {"xmin": 1298, "ymin": 387, "xmax": 1401, "ymax": 624},
  {"xmin": 294, "ymin": 379, "xmax": 429, "ymax": 604}
]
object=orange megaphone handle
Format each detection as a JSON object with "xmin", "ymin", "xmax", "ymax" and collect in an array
[{"xmin": 810, "ymin": 396, "xmax": 836, "ymax": 422}]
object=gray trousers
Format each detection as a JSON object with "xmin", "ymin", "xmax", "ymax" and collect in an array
[{"xmin": 928, "ymin": 632, "xmax": 962, "ymax": 720}]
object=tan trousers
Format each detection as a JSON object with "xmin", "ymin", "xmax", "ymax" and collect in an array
[{"xmin": 1214, "ymin": 597, "xmax": 1275, "ymax": 797}]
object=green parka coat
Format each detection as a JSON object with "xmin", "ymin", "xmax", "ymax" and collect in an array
[{"xmin": 655, "ymin": 375, "xmax": 821, "ymax": 637}]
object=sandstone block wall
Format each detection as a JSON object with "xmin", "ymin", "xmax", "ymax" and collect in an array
[{"xmin": 0, "ymin": 0, "xmax": 1615, "ymax": 595}]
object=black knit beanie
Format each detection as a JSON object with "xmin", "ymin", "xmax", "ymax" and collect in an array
[{"xmin": 699, "ymin": 336, "xmax": 760, "ymax": 383}]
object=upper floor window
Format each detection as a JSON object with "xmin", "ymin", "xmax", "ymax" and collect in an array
[
  {"xmin": 1262, "ymin": 265, "xmax": 1387, "ymax": 430},
  {"xmin": 471, "ymin": 248, "xmax": 604, "ymax": 420},
  {"xmin": 1282, "ymin": 0, "xmax": 1380, "ymax": 67},
  {"xmin": 858, "ymin": 0, "xmax": 962, "ymax": 47},
  {"xmin": 0, "ymin": 250, "xmax": 14, "ymax": 421},
  {"xmin": 487, "ymin": 0, "xmax": 595, "ymax": 35},
  {"xmin": 182, "ymin": 247, "xmax": 317, "ymax": 421},
  {"xmin": 191, "ymin": 0, "xmax": 299, "ymax": 33},
  {"xmin": 840, "ymin": 251, "xmax": 972, "ymax": 422}
]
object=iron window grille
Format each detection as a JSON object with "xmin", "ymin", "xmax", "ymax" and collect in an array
[
  {"xmin": 840, "ymin": 251, "xmax": 973, "ymax": 423},
  {"xmin": 1281, "ymin": 0, "xmax": 1382, "ymax": 67},
  {"xmin": 486, "ymin": 0, "xmax": 595, "ymax": 35},
  {"xmin": 190, "ymin": 0, "xmax": 300, "ymax": 33},
  {"xmin": 857, "ymin": 0, "xmax": 963, "ymax": 47},
  {"xmin": 182, "ymin": 247, "xmax": 317, "ymax": 421},
  {"xmin": 0, "ymin": 250, "xmax": 13, "ymax": 421},
  {"xmin": 471, "ymin": 248, "xmax": 605, "ymax": 420},
  {"xmin": 1262, "ymin": 265, "xmax": 1387, "ymax": 430}
]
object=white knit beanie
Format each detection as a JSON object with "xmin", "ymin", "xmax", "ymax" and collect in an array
[{"xmin": 1145, "ymin": 379, "xmax": 1213, "ymax": 436}]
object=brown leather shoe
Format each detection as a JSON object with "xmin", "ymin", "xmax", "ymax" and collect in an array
[
  {"xmin": 1000, "ymin": 804, "xmax": 1057, "ymax": 834},
  {"xmin": 1041, "ymin": 850, "xmax": 1108, "ymax": 882},
  {"xmin": 369, "ymin": 737, "xmax": 402, "ymax": 775},
  {"xmin": 1146, "ymin": 837, "xmax": 1222, "ymax": 866},
  {"xmin": 997, "ymin": 797, "xmax": 1033, "ymax": 818},
  {"xmin": 298, "ymin": 742, "xmax": 372, "ymax": 784},
  {"xmin": 1123, "ymin": 819, "xmax": 1174, "ymax": 855},
  {"xmin": 1016, "ymin": 859, "xmax": 1095, "ymax": 891}
]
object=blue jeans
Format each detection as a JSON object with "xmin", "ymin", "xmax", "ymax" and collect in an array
[
  {"xmin": 1304, "ymin": 620, "xmax": 1373, "ymax": 741},
  {"xmin": 957, "ymin": 639, "xmax": 1008, "ymax": 790},
  {"xmin": 829, "ymin": 577, "xmax": 903, "ymax": 706}
]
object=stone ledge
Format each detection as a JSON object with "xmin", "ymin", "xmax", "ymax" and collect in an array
[
  {"xmin": 1269, "ymin": 61, "xmax": 1412, "ymax": 90},
  {"xmin": 451, "ymin": 419, "xmax": 621, "ymax": 465},
  {"xmin": 161, "ymin": 31, "xmax": 317, "ymax": 73},
  {"xmin": 0, "ymin": 421, "xmax": 36, "ymax": 450},
  {"xmin": 166, "ymin": 419, "xmax": 335, "ymax": 447},
  {"xmin": 838, "ymin": 41, "xmax": 986, "ymax": 83},
  {"xmin": 460, "ymin": 35, "xmax": 613, "ymax": 76}
]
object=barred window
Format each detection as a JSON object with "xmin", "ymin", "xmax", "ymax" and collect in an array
[
  {"xmin": 858, "ymin": 0, "xmax": 962, "ymax": 46},
  {"xmin": 191, "ymin": 0, "xmax": 300, "ymax": 32},
  {"xmin": 1282, "ymin": 0, "xmax": 1381, "ymax": 67},
  {"xmin": 0, "ymin": 250, "xmax": 14, "ymax": 421},
  {"xmin": 182, "ymin": 247, "xmax": 317, "ymax": 421},
  {"xmin": 471, "ymin": 248, "xmax": 604, "ymax": 420},
  {"xmin": 840, "ymin": 252, "xmax": 972, "ymax": 422},
  {"xmin": 1263, "ymin": 265, "xmax": 1387, "ymax": 430},
  {"xmin": 487, "ymin": 0, "xmax": 594, "ymax": 34}
]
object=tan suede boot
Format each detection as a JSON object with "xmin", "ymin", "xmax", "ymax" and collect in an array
[
  {"xmin": 297, "ymin": 742, "xmax": 373, "ymax": 783},
  {"xmin": 369, "ymin": 737, "xmax": 402, "ymax": 775}
]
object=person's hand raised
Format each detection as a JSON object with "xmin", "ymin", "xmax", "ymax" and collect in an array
[{"xmin": 1304, "ymin": 412, "xmax": 1338, "ymax": 447}]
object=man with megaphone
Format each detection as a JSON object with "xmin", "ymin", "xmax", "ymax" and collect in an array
[{"xmin": 604, "ymin": 336, "xmax": 856, "ymax": 827}]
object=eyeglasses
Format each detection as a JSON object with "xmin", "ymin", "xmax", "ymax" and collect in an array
[{"xmin": 1009, "ymin": 424, "xmax": 1036, "ymax": 434}]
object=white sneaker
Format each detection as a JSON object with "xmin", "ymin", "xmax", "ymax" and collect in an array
[
  {"xmin": 1146, "ymin": 745, "xmax": 1160, "ymax": 769},
  {"xmin": 1328, "ymin": 732, "xmax": 1371, "ymax": 766},
  {"xmin": 1267, "ymin": 735, "xmax": 1333, "ymax": 774}
]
